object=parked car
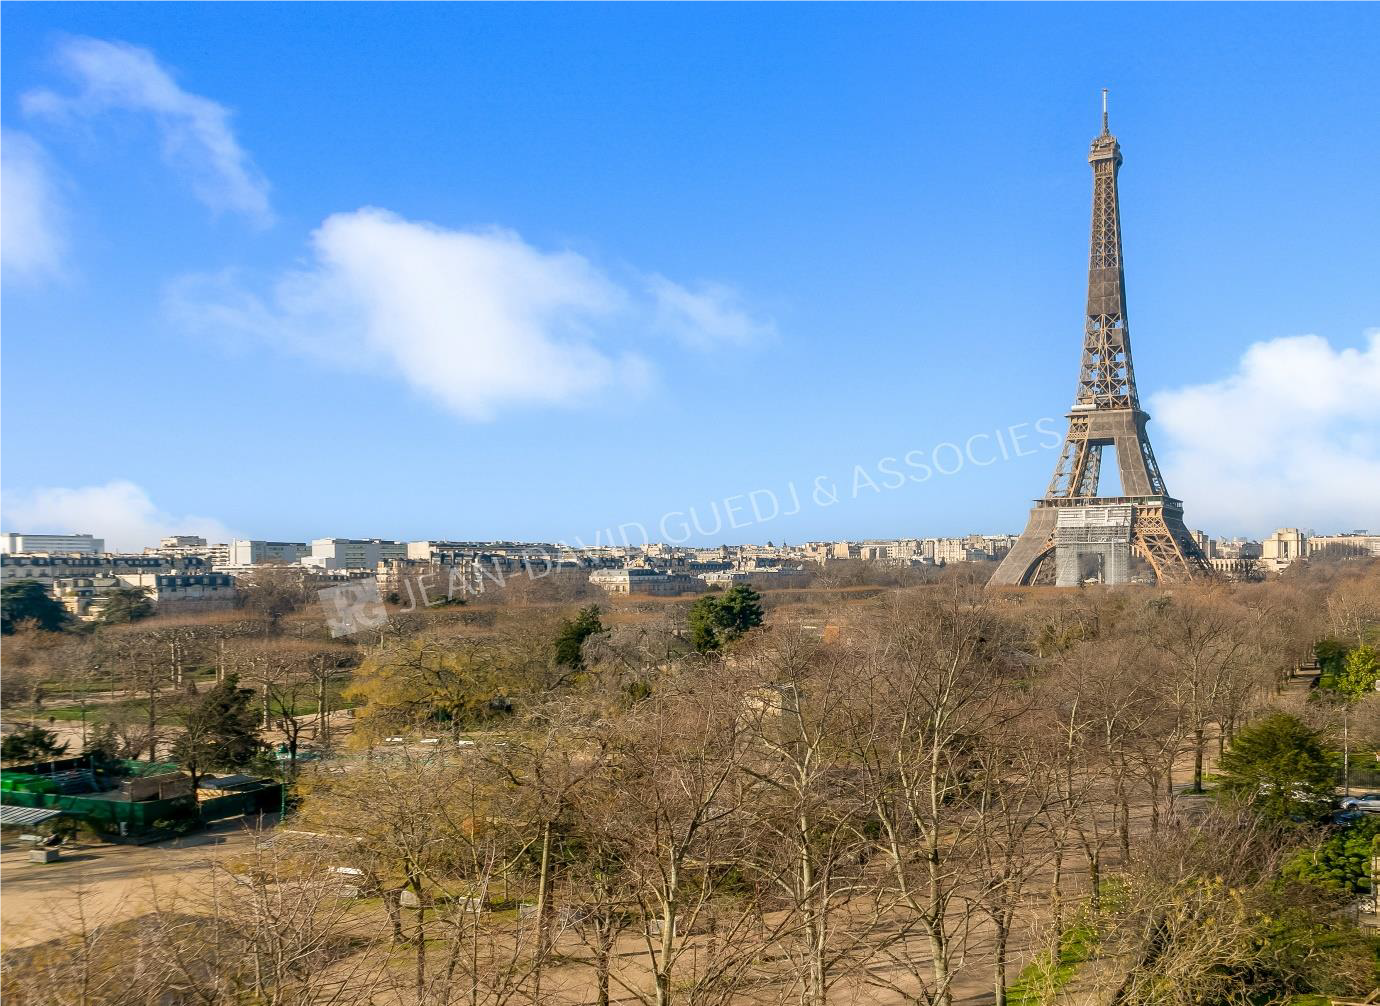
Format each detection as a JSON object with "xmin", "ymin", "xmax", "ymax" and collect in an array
[{"xmin": 1338, "ymin": 793, "xmax": 1380, "ymax": 813}]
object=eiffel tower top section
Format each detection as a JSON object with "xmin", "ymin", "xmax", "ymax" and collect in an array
[{"xmin": 1077, "ymin": 89, "xmax": 1139, "ymax": 412}]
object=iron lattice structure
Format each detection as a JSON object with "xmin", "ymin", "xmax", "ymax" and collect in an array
[{"xmin": 990, "ymin": 94, "xmax": 1211, "ymax": 587}]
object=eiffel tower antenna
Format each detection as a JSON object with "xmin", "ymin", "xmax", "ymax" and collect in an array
[{"xmin": 989, "ymin": 95, "xmax": 1211, "ymax": 587}]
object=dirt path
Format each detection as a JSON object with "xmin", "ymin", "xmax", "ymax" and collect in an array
[{"xmin": 0, "ymin": 816, "xmax": 274, "ymax": 951}]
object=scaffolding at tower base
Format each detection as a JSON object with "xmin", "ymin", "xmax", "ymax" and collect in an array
[{"xmin": 1055, "ymin": 505, "xmax": 1133, "ymax": 586}]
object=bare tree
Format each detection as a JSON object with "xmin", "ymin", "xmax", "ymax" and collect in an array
[
  {"xmin": 1144, "ymin": 593, "xmax": 1250, "ymax": 793},
  {"xmin": 736, "ymin": 625, "xmax": 888, "ymax": 1006},
  {"xmin": 964, "ymin": 701, "xmax": 1057, "ymax": 1006},
  {"xmin": 599, "ymin": 664, "xmax": 771, "ymax": 1006},
  {"xmin": 849, "ymin": 592, "xmax": 1017, "ymax": 1006}
]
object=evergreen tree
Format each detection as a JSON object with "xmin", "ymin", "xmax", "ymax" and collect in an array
[
  {"xmin": 1, "ymin": 580, "xmax": 69, "ymax": 635},
  {"xmin": 1282, "ymin": 817, "xmax": 1380, "ymax": 895},
  {"xmin": 85, "ymin": 723, "xmax": 122, "ymax": 762},
  {"xmin": 687, "ymin": 584, "xmax": 765, "ymax": 653},
  {"xmin": 1337, "ymin": 644, "xmax": 1380, "ymax": 699},
  {"xmin": 554, "ymin": 605, "xmax": 604, "ymax": 672},
  {"xmin": 170, "ymin": 674, "xmax": 261, "ymax": 790},
  {"xmin": 1, "ymin": 724, "xmax": 70, "ymax": 764},
  {"xmin": 1219, "ymin": 713, "xmax": 1336, "ymax": 825},
  {"xmin": 1315, "ymin": 638, "xmax": 1348, "ymax": 676},
  {"xmin": 98, "ymin": 587, "xmax": 155, "ymax": 625}
]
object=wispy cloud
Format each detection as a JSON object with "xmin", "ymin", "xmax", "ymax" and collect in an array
[
  {"xmin": 2, "ymin": 480, "xmax": 238, "ymax": 553},
  {"xmin": 23, "ymin": 36, "xmax": 271, "ymax": 225},
  {"xmin": 647, "ymin": 275, "xmax": 777, "ymax": 349},
  {"xmin": 1, "ymin": 130, "xmax": 67, "ymax": 282},
  {"xmin": 169, "ymin": 207, "xmax": 773, "ymax": 421},
  {"xmin": 1151, "ymin": 330, "xmax": 1380, "ymax": 534}
]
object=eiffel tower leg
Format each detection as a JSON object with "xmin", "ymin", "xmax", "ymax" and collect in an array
[
  {"xmin": 990, "ymin": 506, "xmax": 1058, "ymax": 586},
  {"xmin": 1132, "ymin": 504, "xmax": 1212, "ymax": 583}
]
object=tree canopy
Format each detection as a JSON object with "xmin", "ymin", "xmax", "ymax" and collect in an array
[
  {"xmin": 1337, "ymin": 644, "xmax": 1380, "ymax": 700},
  {"xmin": 1218, "ymin": 712, "xmax": 1336, "ymax": 824},
  {"xmin": 99, "ymin": 587, "xmax": 155, "ymax": 625},
  {"xmin": 0, "ymin": 724, "xmax": 70, "ymax": 764},
  {"xmin": 1282, "ymin": 816, "xmax": 1380, "ymax": 895},
  {"xmin": 170, "ymin": 674, "xmax": 262, "ymax": 788},
  {"xmin": 1, "ymin": 580, "xmax": 69, "ymax": 635},
  {"xmin": 554, "ymin": 605, "xmax": 604, "ymax": 673},
  {"xmin": 687, "ymin": 584, "xmax": 765, "ymax": 653}
]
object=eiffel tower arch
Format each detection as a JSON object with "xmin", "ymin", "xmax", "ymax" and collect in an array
[{"xmin": 990, "ymin": 92, "xmax": 1211, "ymax": 588}]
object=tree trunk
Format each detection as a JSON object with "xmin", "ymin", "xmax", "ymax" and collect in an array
[
  {"xmin": 316, "ymin": 665, "xmax": 328, "ymax": 740},
  {"xmin": 384, "ymin": 889, "xmax": 405, "ymax": 943},
  {"xmin": 147, "ymin": 690, "xmax": 158, "ymax": 761},
  {"xmin": 595, "ymin": 916, "xmax": 612, "ymax": 1006},
  {"xmin": 928, "ymin": 847, "xmax": 952, "ymax": 1006},
  {"xmin": 656, "ymin": 868, "xmax": 678, "ymax": 1006},
  {"xmin": 800, "ymin": 813, "xmax": 826, "ymax": 1006},
  {"xmin": 992, "ymin": 916, "xmax": 1009, "ymax": 1006},
  {"xmin": 1119, "ymin": 792, "xmax": 1131, "ymax": 862},
  {"xmin": 1192, "ymin": 727, "xmax": 1205, "ymax": 793},
  {"xmin": 532, "ymin": 820, "xmax": 553, "ymax": 1003},
  {"xmin": 412, "ymin": 878, "xmax": 427, "ymax": 1001},
  {"xmin": 1087, "ymin": 847, "xmax": 1101, "ymax": 915},
  {"xmin": 1343, "ymin": 714, "xmax": 1351, "ymax": 797},
  {"xmin": 1050, "ymin": 846, "xmax": 1064, "ymax": 934}
]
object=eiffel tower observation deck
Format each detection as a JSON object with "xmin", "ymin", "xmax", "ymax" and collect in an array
[{"xmin": 990, "ymin": 92, "xmax": 1211, "ymax": 587}]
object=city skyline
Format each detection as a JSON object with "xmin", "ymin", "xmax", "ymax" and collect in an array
[{"xmin": 4, "ymin": 6, "xmax": 1378, "ymax": 547}]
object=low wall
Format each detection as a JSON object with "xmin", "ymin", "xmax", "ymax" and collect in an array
[{"xmin": 198, "ymin": 785, "xmax": 283, "ymax": 822}]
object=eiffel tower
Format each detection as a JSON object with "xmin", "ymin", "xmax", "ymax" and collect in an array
[{"xmin": 990, "ymin": 92, "xmax": 1210, "ymax": 587}]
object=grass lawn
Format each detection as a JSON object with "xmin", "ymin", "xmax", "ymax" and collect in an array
[{"xmin": 1007, "ymin": 922, "xmax": 1098, "ymax": 1005}]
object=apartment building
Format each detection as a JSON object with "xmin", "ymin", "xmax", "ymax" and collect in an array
[
  {"xmin": 228, "ymin": 539, "xmax": 311, "ymax": 566},
  {"xmin": 589, "ymin": 568, "xmax": 704, "ymax": 596},
  {"xmin": 52, "ymin": 572, "xmax": 235, "ymax": 620},
  {"xmin": 698, "ymin": 567, "xmax": 811, "ymax": 590},
  {"xmin": 303, "ymin": 538, "xmax": 408, "ymax": 570},
  {"xmin": 2, "ymin": 532, "xmax": 104, "ymax": 554},
  {"xmin": 1, "ymin": 553, "xmax": 212, "ymax": 586}
]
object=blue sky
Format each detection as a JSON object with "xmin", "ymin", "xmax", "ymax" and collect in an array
[{"xmin": 3, "ymin": 4, "xmax": 1378, "ymax": 550}]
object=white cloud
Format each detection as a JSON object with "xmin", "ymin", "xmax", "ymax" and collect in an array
[
  {"xmin": 1150, "ymin": 330, "xmax": 1380, "ymax": 534},
  {"xmin": 23, "ymin": 37, "xmax": 271, "ymax": 225},
  {"xmin": 1, "ymin": 481, "xmax": 237, "ymax": 553},
  {"xmin": 647, "ymin": 275, "xmax": 777, "ymax": 349},
  {"xmin": 1, "ymin": 130, "xmax": 66, "ymax": 282},
  {"xmin": 170, "ymin": 207, "xmax": 772, "ymax": 420}
]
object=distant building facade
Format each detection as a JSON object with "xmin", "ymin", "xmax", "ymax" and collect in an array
[
  {"xmin": 2, "ymin": 532, "xmax": 104, "ymax": 554},
  {"xmin": 1263, "ymin": 528, "xmax": 1308, "ymax": 572},
  {"xmin": 1, "ymin": 552, "xmax": 212, "ymax": 586},
  {"xmin": 52, "ymin": 571, "xmax": 235, "ymax": 619},
  {"xmin": 228, "ymin": 539, "xmax": 311, "ymax": 566},
  {"xmin": 589, "ymin": 568, "xmax": 704, "ymax": 596},
  {"xmin": 1308, "ymin": 533, "xmax": 1380, "ymax": 559},
  {"xmin": 1217, "ymin": 538, "xmax": 1263, "ymax": 560},
  {"xmin": 698, "ymin": 567, "xmax": 811, "ymax": 590},
  {"xmin": 303, "ymin": 538, "xmax": 407, "ymax": 570}
]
